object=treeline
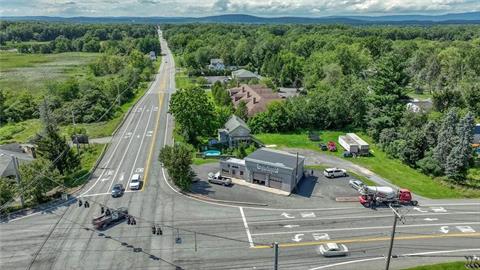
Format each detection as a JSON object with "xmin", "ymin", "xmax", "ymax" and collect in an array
[
  {"xmin": 0, "ymin": 21, "xmax": 160, "ymax": 55},
  {"xmin": 164, "ymin": 24, "xmax": 479, "ymax": 183},
  {"xmin": 0, "ymin": 22, "xmax": 160, "ymax": 126}
]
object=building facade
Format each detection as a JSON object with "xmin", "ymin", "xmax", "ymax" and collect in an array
[{"xmin": 220, "ymin": 148, "xmax": 304, "ymax": 193}]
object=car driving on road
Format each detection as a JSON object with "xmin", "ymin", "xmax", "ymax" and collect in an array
[
  {"xmin": 318, "ymin": 243, "xmax": 349, "ymax": 257},
  {"xmin": 349, "ymin": 179, "xmax": 365, "ymax": 191},
  {"xmin": 111, "ymin": 184, "xmax": 124, "ymax": 197},
  {"xmin": 129, "ymin": 174, "xmax": 141, "ymax": 190},
  {"xmin": 323, "ymin": 168, "xmax": 347, "ymax": 178}
]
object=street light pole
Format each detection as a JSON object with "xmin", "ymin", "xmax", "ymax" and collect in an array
[
  {"xmin": 273, "ymin": 242, "xmax": 279, "ymax": 270},
  {"xmin": 385, "ymin": 205, "xmax": 403, "ymax": 270}
]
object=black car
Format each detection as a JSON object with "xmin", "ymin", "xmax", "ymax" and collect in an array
[
  {"xmin": 319, "ymin": 143, "xmax": 328, "ymax": 151},
  {"xmin": 111, "ymin": 184, "xmax": 124, "ymax": 197}
]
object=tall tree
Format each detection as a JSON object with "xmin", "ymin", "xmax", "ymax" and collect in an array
[
  {"xmin": 19, "ymin": 158, "xmax": 61, "ymax": 204},
  {"xmin": 169, "ymin": 87, "xmax": 216, "ymax": 144},
  {"xmin": 433, "ymin": 109, "xmax": 459, "ymax": 171},
  {"xmin": 234, "ymin": 100, "xmax": 249, "ymax": 121},
  {"xmin": 159, "ymin": 144, "xmax": 194, "ymax": 191}
]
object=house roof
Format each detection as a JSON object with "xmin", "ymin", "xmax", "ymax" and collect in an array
[
  {"xmin": 245, "ymin": 148, "xmax": 304, "ymax": 170},
  {"xmin": 228, "ymin": 84, "xmax": 282, "ymax": 116},
  {"xmin": 224, "ymin": 115, "xmax": 250, "ymax": 133},
  {"xmin": 204, "ymin": 76, "xmax": 228, "ymax": 85},
  {"xmin": 0, "ymin": 149, "xmax": 34, "ymax": 178},
  {"xmin": 210, "ymin": 58, "xmax": 224, "ymax": 64},
  {"xmin": 232, "ymin": 69, "xmax": 258, "ymax": 79}
]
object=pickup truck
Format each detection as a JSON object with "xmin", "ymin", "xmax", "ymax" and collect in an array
[
  {"xmin": 92, "ymin": 207, "xmax": 128, "ymax": 230},
  {"xmin": 208, "ymin": 172, "xmax": 232, "ymax": 186}
]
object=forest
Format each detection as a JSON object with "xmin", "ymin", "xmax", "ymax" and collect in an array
[{"xmin": 163, "ymin": 24, "xmax": 480, "ymax": 185}]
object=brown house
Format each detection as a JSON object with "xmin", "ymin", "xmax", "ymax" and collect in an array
[{"xmin": 228, "ymin": 84, "xmax": 282, "ymax": 116}]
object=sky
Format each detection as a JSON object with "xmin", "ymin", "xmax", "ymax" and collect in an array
[{"xmin": 0, "ymin": 0, "xmax": 479, "ymax": 17}]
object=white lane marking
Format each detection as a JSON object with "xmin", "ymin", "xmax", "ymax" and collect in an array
[
  {"xmin": 284, "ymin": 225, "xmax": 300, "ymax": 228},
  {"xmin": 308, "ymin": 249, "xmax": 480, "ymax": 270},
  {"xmin": 108, "ymin": 106, "xmax": 146, "ymax": 192},
  {"xmin": 80, "ymin": 105, "xmax": 139, "ymax": 197},
  {"xmin": 281, "ymin": 213, "xmax": 295, "ymax": 219},
  {"xmin": 413, "ymin": 207, "xmax": 428, "ymax": 213},
  {"xmin": 457, "ymin": 226, "xmax": 476, "ymax": 233},
  {"xmin": 239, "ymin": 207, "xmax": 254, "ymax": 248},
  {"xmin": 424, "ymin": 218, "xmax": 438, "ymax": 221},
  {"xmin": 301, "ymin": 212, "xmax": 316, "ymax": 218},
  {"xmin": 82, "ymin": 192, "xmax": 111, "ymax": 198},
  {"xmin": 292, "ymin": 234, "xmax": 304, "ymax": 242},
  {"xmin": 100, "ymin": 178, "xmax": 109, "ymax": 182},
  {"xmin": 440, "ymin": 226, "xmax": 449, "ymax": 233},
  {"xmin": 251, "ymin": 222, "xmax": 480, "ymax": 236},
  {"xmin": 312, "ymin": 233, "xmax": 330, "ymax": 240},
  {"xmin": 126, "ymin": 105, "xmax": 154, "ymax": 189},
  {"xmin": 431, "ymin": 207, "xmax": 447, "ymax": 213},
  {"xmin": 247, "ymin": 211, "xmax": 480, "ymax": 225}
]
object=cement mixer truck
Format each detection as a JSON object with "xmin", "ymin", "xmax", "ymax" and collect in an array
[{"xmin": 358, "ymin": 186, "xmax": 418, "ymax": 207}]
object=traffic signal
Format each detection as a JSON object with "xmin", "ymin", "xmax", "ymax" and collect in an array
[
  {"xmin": 78, "ymin": 199, "xmax": 82, "ymax": 207},
  {"xmin": 156, "ymin": 227, "xmax": 162, "ymax": 235},
  {"xmin": 152, "ymin": 225, "xmax": 156, "ymax": 234}
]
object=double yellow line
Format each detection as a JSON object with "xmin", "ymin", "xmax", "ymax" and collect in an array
[
  {"xmin": 253, "ymin": 232, "xmax": 480, "ymax": 249},
  {"xmin": 141, "ymin": 72, "xmax": 166, "ymax": 191}
]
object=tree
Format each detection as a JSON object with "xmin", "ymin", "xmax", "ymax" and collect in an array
[
  {"xmin": 0, "ymin": 179, "xmax": 15, "ymax": 206},
  {"xmin": 446, "ymin": 112, "xmax": 475, "ymax": 181},
  {"xmin": 19, "ymin": 158, "xmax": 61, "ymax": 204},
  {"xmin": 0, "ymin": 89, "xmax": 5, "ymax": 124},
  {"xmin": 169, "ymin": 87, "xmax": 216, "ymax": 144},
  {"xmin": 159, "ymin": 144, "xmax": 194, "ymax": 191},
  {"xmin": 234, "ymin": 100, "xmax": 249, "ymax": 121},
  {"xmin": 35, "ymin": 99, "xmax": 79, "ymax": 175},
  {"xmin": 433, "ymin": 109, "xmax": 459, "ymax": 171}
]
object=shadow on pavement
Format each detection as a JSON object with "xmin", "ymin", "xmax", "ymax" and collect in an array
[{"xmin": 293, "ymin": 175, "xmax": 318, "ymax": 198}]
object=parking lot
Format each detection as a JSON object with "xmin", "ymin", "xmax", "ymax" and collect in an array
[{"xmin": 191, "ymin": 163, "xmax": 361, "ymax": 208}]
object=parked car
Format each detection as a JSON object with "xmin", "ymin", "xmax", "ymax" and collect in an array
[
  {"xmin": 111, "ymin": 184, "xmax": 124, "ymax": 197},
  {"xmin": 208, "ymin": 172, "xmax": 232, "ymax": 186},
  {"xmin": 323, "ymin": 168, "xmax": 347, "ymax": 178},
  {"xmin": 129, "ymin": 174, "xmax": 141, "ymax": 190},
  {"xmin": 319, "ymin": 143, "xmax": 328, "ymax": 151},
  {"xmin": 318, "ymin": 243, "xmax": 349, "ymax": 257},
  {"xmin": 343, "ymin": 151, "xmax": 353, "ymax": 158},
  {"xmin": 349, "ymin": 179, "xmax": 365, "ymax": 191}
]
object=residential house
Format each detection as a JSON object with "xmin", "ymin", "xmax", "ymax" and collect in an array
[
  {"xmin": 0, "ymin": 143, "xmax": 35, "ymax": 179},
  {"xmin": 208, "ymin": 59, "xmax": 225, "ymax": 70},
  {"xmin": 278, "ymin": 87, "xmax": 302, "ymax": 99},
  {"xmin": 149, "ymin": 51, "xmax": 156, "ymax": 61},
  {"xmin": 228, "ymin": 84, "xmax": 282, "ymax": 116},
  {"xmin": 218, "ymin": 115, "xmax": 251, "ymax": 147},
  {"xmin": 203, "ymin": 76, "xmax": 229, "ymax": 87},
  {"xmin": 231, "ymin": 69, "xmax": 260, "ymax": 82},
  {"xmin": 406, "ymin": 99, "xmax": 433, "ymax": 113}
]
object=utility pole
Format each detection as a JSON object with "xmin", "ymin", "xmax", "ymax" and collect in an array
[
  {"xmin": 385, "ymin": 205, "xmax": 403, "ymax": 270},
  {"xmin": 12, "ymin": 156, "xmax": 24, "ymax": 207},
  {"xmin": 273, "ymin": 242, "xmax": 279, "ymax": 270}
]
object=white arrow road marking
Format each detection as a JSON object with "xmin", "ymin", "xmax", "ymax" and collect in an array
[
  {"xmin": 100, "ymin": 178, "xmax": 109, "ymax": 182},
  {"xmin": 456, "ymin": 226, "xmax": 476, "ymax": 233},
  {"xmin": 312, "ymin": 233, "xmax": 330, "ymax": 241},
  {"xmin": 424, "ymin": 218, "xmax": 439, "ymax": 221},
  {"xmin": 431, "ymin": 207, "xmax": 447, "ymax": 213},
  {"xmin": 301, "ymin": 212, "xmax": 316, "ymax": 218},
  {"xmin": 135, "ymin": 168, "xmax": 144, "ymax": 173},
  {"xmin": 119, "ymin": 172, "xmax": 124, "ymax": 182},
  {"xmin": 146, "ymin": 131, "xmax": 153, "ymax": 137},
  {"xmin": 413, "ymin": 207, "xmax": 428, "ymax": 213},
  {"xmin": 281, "ymin": 213, "xmax": 295, "ymax": 219},
  {"xmin": 125, "ymin": 132, "xmax": 132, "ymax": 139},
  {"xmin": 440, "ymin": 226, "xmax": 449, "ymax": 234},
  {"xmin": 154, "ymin": 107, "xmax": 158, "ymax": 111},
  {"xmin": 106, "ymin": 170, "xmax": 114, "ymax": 176},
  {"xmin": 137, "ymin": 135, "xmax": 140, "ymax": 138},
  {"xmin": 292, "ymin": 234, "xmax": 304, "ymax": 242},
  {"xmin": 284, "ymin": 225, "xmax": 300, "ymax": 228}
]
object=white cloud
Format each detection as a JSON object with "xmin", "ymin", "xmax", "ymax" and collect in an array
[{"xmin": 0, "ymin": 0, "xmax": 478, "ymax": 17}]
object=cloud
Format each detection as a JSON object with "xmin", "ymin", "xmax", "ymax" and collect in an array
[{"xmin": 0, "ymin": 0, "xmax": 479, "ymax": 17}]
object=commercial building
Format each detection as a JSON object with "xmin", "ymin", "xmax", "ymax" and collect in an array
[
  {"xmin": 338, "ymin": 133, "xmax": 370, "ymax": 155},
  {"xmin": 220, "ymin": 148, "xmax": 305, "ymax": 193}
]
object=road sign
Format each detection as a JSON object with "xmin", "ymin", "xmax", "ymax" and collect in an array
[
  {"xmin": 281, "ymin": 213, "xmax": 294, "ymax": 219},
  {"xmin": 312, "ymin": 233, "xmax": 330, "ymax": 241},
  {"xmin": 456, "ymin": 226, "xmax": 475, "ymax": 233},
  {"xmin": 292, "ymin": 234, "xmax": 304, "ymax": 242},
  {"xmin": 300, "ymin": 212, "xmax": 316, "ymax": 218},
  {"xmin": 439, "ymin": 226, "xmax": 449, "ymax": 234}
]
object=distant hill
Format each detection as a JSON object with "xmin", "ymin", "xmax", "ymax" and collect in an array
[{"xmin": 2, "ymin": 12, "xmax": 480, "ymax": 25}]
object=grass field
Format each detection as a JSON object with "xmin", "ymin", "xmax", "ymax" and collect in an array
[
  {"xmin": 256, "ymin": 131, "xmax": 480, "ymax": 199},
  {"xmin": 402, "ymin": 261, "xmax": 465, "ymax": 270},
  {"xmin": 65, "ymin": 143, "xmax": 105, "ymax": 188},
  {"xmin": 0, "ymin": 51, "xmax": 99, "ymax": 93}
]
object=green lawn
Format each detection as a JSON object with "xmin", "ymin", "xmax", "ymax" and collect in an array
[
  {"xmin": 402, "ymin": 261, "xmax": 465, "ymax": 270},
  {"xmin": 193, "ymin": 157, "xmax": 219, "ymax": 165},
  {"xmin": 65, "ymin": 143, "xmax": 105, "ymax": 188},
  {"xmin": 257, "ymin": 131, "xmax": 480, "ymax": 199},
  {"xmin": 0, "ymin": 51, "xmax": 99, "ymax": 93}
]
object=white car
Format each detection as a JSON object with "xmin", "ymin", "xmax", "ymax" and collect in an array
[
  {"xmin": 349, "ymin": 179, "xmax": 365, "ymax": 191},
  {"xmin": 318, "ymin": 243, "xmax": 349, "ymax": 257},
  {"xmin": 323, "ymin": 168, "xmax": 347, "ymax": 178},
  {"xmin": 129, "ymin": 174, "xmax": 141, "ymax": 190}
]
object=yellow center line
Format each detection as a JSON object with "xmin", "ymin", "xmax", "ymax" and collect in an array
[
  {"xmin": 141, "ymin": 71, "xmax": 166, "ymax": 191},
  {"xmin": 253, "ymin": 232, "xmax": 480, "ymax": 249}
]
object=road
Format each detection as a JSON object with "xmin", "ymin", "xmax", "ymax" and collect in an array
[{"xmin": 1, "ymin": 28, "xmax": 479, "ymax": 270}]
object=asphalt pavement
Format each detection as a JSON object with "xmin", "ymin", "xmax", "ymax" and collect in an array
[{"xmin": 1, "ymin": 28, "xmax": 480, "ymax": 270}]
